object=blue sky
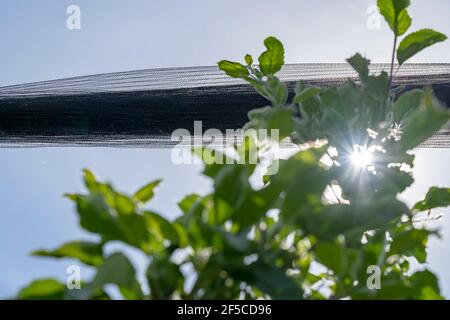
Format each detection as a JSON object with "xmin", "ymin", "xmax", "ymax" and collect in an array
[
  {"xmin": 1, "ymin": 0, "xmax": 450, "ymax": 86},
  {"xmin": 0, "ymin": 0, "xmax": 449, "ymax": 298}
]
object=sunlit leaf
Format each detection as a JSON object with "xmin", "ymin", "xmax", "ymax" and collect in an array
[
  {"xmin": 244, "ymin": 54, "xmax": 253, "ymax": 66},
  {"xmin": 377, "ymin": 0, "xmax": 411, "ymax": 36},
  {"xmin": 258, "ymin": 36, "xmax": 284, "ymax": 76},
  {"xmin": 410, "ymin": 270, "xmax": 443, "ymax": 300},
  {"xmin": 217, "ymin": 60, "xmax": 249, "ymax": 79},
  {"xmin": 83, "ymin": 169, "xmax": 98, "ymax": 190},
  {"xmin": 178, "ymin": 194, "xmax": 201, "ymax": 214},
  {"xmin": 144, "ymin": 211, "xmax": 180, "ymax": 247},
  {"xmin": 397, "ymin": 29, "xmax": 447, "ymax": 65},
  {"xmin": 414, "ymin": 187, "xmax": 450, "ymax": 212},
  {"xmin": 32, "ymin": 241, "xmax": 104, "ymax": 267},
  {"xmin": 17, "ymin": 279, "xmax": 66, "ymax": 300},
  {"xmin": 133, "ymin": 180, "xmax": 162, "ymax": 204}
]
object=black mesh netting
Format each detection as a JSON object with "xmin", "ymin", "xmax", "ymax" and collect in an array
[{"xmin": 0, "ymin": 64, "xmax": 449, "ymax": 147}]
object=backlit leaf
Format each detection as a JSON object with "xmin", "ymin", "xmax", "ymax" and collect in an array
[
  {"xmin": 397, "ymin": 29, "xmax": 447, "ymax": 65},
  {"xmin": 414, "ymin": 187, "xmax": 450, "ymax": 212},
  {"xmin": 218, "ymin": 60, "xmax": 249, "ymax": 79},
  {"xmin": 133, "ymin": 180, "xmax": 162, "ymax": 204},
  {"xmin": 389, "ymin": 229, "xmax": 432, "ymax": 263},
  {"xmin": 398, "ymin": 107, "xmax": 450, "ymax": 151},
  {"xmin": 32, "ymin": 241, "xmax": 104, "ymax": 267},
  {"xmin": 393, "ymin": 89, "xmax": 423, "ymax": 123},
  {"xmin": 17, "ymin": 279, "xmax": 66, "ymax": 300},
  {"xmin": 258, "ymin": 36, "xmax": 284, "ymax": 75},
  {"xmin": 347, "ymin": 53, "xmax": 370, "ymax": 82},
  {"xmin": 377, "ymin": 0, "xmax": 411, "ymax": 36}
]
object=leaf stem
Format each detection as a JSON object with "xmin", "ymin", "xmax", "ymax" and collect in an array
[
  {"xmin": 389, "ymin": 35, "xmax": 398, "ymax": 84},
  {"xmin": 384, "ymin": 34, "xmax": 398, "ymax": 118}
]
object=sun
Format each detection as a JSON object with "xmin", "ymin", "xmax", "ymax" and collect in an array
[{"xmin": 350, "ymin": 145, "xmax": 373, "ymax": 169}]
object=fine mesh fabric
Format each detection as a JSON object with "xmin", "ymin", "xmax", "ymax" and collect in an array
[{"xmin": 0, "ymin": 64, "xmax": 449, "ymax": 147}]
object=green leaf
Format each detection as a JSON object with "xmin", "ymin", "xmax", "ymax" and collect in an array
[
  {"xmin": 71, "ymin": 193, "xmax": 123, "ymax": 239},
  {"xmin": 370, "ymin": 167, "xmax": 414, "ymax": 195},
  {"xmin": 90, "ymin": 252, "xmax": 143, "ymax": 300},
  {"xmin": 364, "ymin": 269, "xmax": 442, "ymax": 299},
  {"xmin": 294, "ymin": 194, "xmax": 409, "ymax": 241},
  {"xmin": 79, "ymin": 170, "xmax": 135, "ymax": 215},
  {"xmin": 70, "ymin": 193, "xmax": 151, "ymax": 251},
  {"xmin": 214, "ymin": 165, "xmax": 252, "ymax": 207},
  {"xmin": 178, "ymin": 194, "xmax": 201, "ymax": 214},
  {"xmin": 347, "ymin": 53, "xmax": 370, "ymax": 82},
  {"xmin": 245, "ymin": 106, "xmax": 294, "ymax": 139},
  {"xmin": 16, "ymin": 278, "xmax": 111, "ymax": 301},
  {"xmin": 377, "ymin": 0, "xmax": 411, "ymax": 36},
  {"xmin": 267, "ymin": 108, "xmax": 294, "ymax": 139},
  {"xmin": 143, "ymin": 211, "xmax": 180, "ymax": 247},
  {"xmin": 133, "ymin": 180, "xmax": 162, "ymax": 204},
  {"xmin": 389, "ymin": 229, "xmax": 432, "ymax": 263},
  {"xmin": 252, "ymin": 76, "xmax": 289, "ymax": 107},
  {"xmin": 293, "ymin": 85, "xmax": 322, "ymax": 105},
  {"xmin": 414, "ymin": 187, "xmax": 450, "ymax": 212},
  {"xmin": 315, "ymin": 242, "xmax": 347, "ymax": 275},
  {"xmin": 192, "ymin": 147, "xmax": 242, "ymax": 180},
  {"xmin": 398, "ymin": 107, "xmax": 450, "ymax": 151},
  {"xmin": 366, "ymin": 71, "xmax": 390, "ymax": 102},
  {"xmin": 244, "ymin": 54, "xmax": 253, "ymax": 66},
  {"xmin": 268, "ymin": 77, "xmax": 289, "ymax": 106},
  {"xmin": 397, "ymin": 29, "xmax": 447, "ymax": 65},
  {"xmin": 83, "ymin": 169, "xmax": 98, "ymax": 190},
  {"xmin": 147, "ymin": 254, "xmax": 184, "ymax": 299},
  {"xmin": 319, "ymin": 81, "xmax": 364, "ymax": 138},
  {"xmin": 231, "ymin": 259, "xmax": 303, "ymax": 299},
  {"xmin": 410, "ymin": 270, "xmax": 443, "ymax": 300},
  {"xmin": 230, "ymin": 186, "xmax": 281, "ymax": 228},
  {"xmin": 272, "ymin": 148, "xmax": 331, "ymax": 226},
  {"xmin": 220, "ymin": 230, "xmax": 252, "ymax": 252},
  {"xmin": 217, "ymin": 60, "xmax": 249, "ymax": 79},
  {"xmin": 113, "ymin": 193, "xmax": 135, "ymax": 215},
  {"xmin": 17, "ymin": 279, "xmax": 66, "ymax": 300},
  {"xmin": 393, "ymin": 89, "xmax": 423, "ymax": 123},
  {"xmin": 258, "ymin": 36, "xmax": 284, "ymax": 76},
  {"xmin": 32, "ymin": 241, "xmax": 104, "ymax": 267}
]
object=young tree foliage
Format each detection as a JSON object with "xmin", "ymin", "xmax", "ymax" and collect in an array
[{"xmin": 16, "ymin": 0, "xmax": 449, "ymax": 300}]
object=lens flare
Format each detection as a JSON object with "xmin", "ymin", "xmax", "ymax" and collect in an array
[{"xmin": 350, "ymin": 145, "xmax": 373, "ymax": 169}]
